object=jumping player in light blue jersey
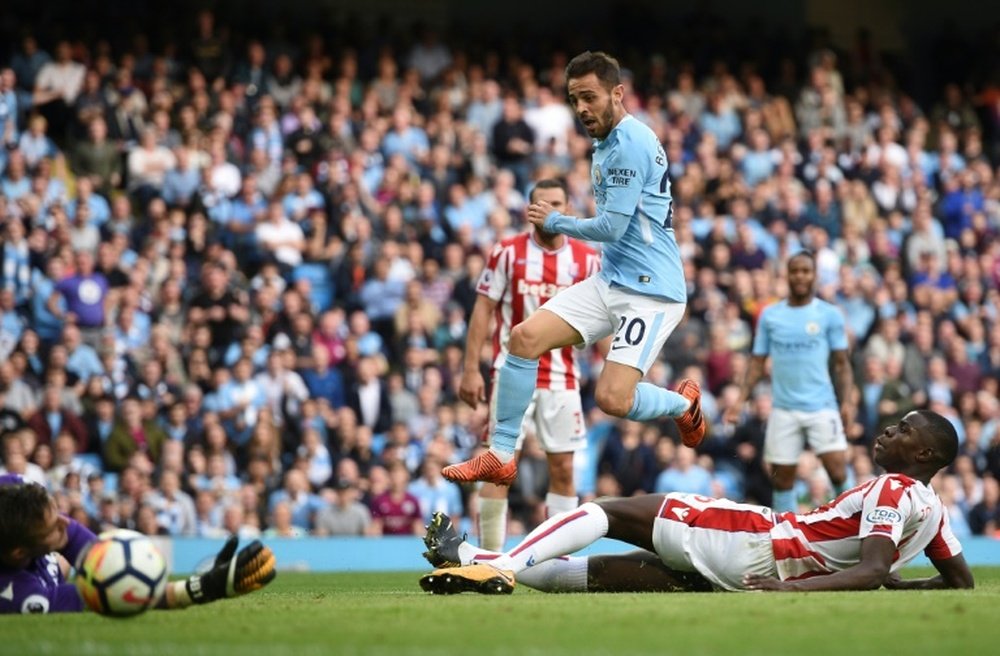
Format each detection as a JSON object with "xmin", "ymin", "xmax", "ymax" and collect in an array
[
  {"xmin": 727, "ymin": 252, "xmax": 855, "ymax": 513},
  {"xmin": 444, "ymin": 51, "xmax": 705, "ymax": 487}
]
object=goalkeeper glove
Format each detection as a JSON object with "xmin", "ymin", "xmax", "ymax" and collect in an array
[{"xmin": 185, "ymin": 535, "xmax": 277, "ymax": 605}]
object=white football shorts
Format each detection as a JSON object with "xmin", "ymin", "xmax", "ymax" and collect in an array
[
  {"xmin": 651, "ymin": 493, "xmax": 778, "ymax": 591},
  {"xmin": 540, "ymin": 276, "xmax": 685, "ymax": 374},
  {"xmin": 764, "ymin": 407, "xmax": 848, "ymax": 465}
]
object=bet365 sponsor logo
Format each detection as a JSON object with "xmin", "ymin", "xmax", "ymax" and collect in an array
[
  {"xmin": 517, "ymin": 279, "xmax": 570, "ymax": 298},
  {"xmin": 865, "ymin": 506, "xmax": 903, "ymax": 525}
]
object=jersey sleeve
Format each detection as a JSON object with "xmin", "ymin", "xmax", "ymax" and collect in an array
[
  {"xmin": 0, "ymin": 572, "xmax": 84, "ymax": 614},
  {"xmin": 858, "ymin": 476, "xmax": 914, "ymax": 545},
  {"xmin": 602, "ymin": 136, "xmax": 647, "ymax": 216},
  {"xmin": 61, "ymin": 518, "xmax": 97, "ymax": 566},
  {"xmin": 751, "ymin": 309, "xmax": 771, "ymax": 356},
  {"xmin": 826, "ymin": 304, "xmax": 849, "ymax": 351},
  {"xmin": 476, "ymin": 242, "xmax": 510, "ymax": 302},
  {"xmin": 924, "ymin": 512, "xmax": 963, "ymax": 560}
]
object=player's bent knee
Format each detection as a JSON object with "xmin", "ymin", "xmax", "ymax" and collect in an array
[
  {"xmin": 595, "ymin": 389, "xmax": 632, "ymax": 417},
  {"xmin": 508, "ymin": 324, "xmax": 546, "ymax": 359}
]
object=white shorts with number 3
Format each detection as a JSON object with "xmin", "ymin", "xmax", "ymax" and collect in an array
[
  {"xmin": 764, "ymin": 407, "xmax": 848, "ymax": 465},
  {"xmin": 487, "ymin": 386, "xmax": 586, "ymax": 453},
  {"xmin": 540, "ymin": 276, "xmax": 685, "ymax": 374}
]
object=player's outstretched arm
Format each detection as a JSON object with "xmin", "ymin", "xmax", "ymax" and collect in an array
[
  {"xmin": 526, "ymin": 201, "xmax": 630, "ymax": 243},
  {"xmin": 160, "ymin": 536, "xmax": 277, "ymax": 609},
  {"xmin": 883, "ymin": 553, "xmax": 974, "ymax": 590},
  {"xmin": 743, "ymin": 536, "xmax": 895, "ymax": 592}
]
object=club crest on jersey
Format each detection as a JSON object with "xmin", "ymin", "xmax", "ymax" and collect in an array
[
  {"xmin": 865, "ymin": 507, "xmax": 903, "ymax": 525},
  {"xmin": 805, "ymin": 322, "xmax": 821, "ymax": 335},
  {"xmin": 21, "ymin": 594, "xmax": 49, "ymax": 614},
  {"xmin": 593, "ymin": 165, "xmax": 602, "ymax": 186}
]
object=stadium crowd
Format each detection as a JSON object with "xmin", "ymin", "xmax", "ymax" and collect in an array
[{"xmin": 1, "ymin": 10, "xmax": 1000, "ymax": 543}]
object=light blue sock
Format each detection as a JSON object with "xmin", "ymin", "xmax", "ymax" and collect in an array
[
  {"xmin": 772, "ymin": 489, "xmax": 797, "ymax": 513},
  {"xmin": 625, "ymin": 382, "xmax": 690, "ymax": 421},
  {"xmin": 492, "ymin": 354, "xmax": 538, "ymax": 458}
]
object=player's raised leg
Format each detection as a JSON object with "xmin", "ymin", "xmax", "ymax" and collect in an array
[
  {"xmin": 442, "ymin": 308, "xmax": 582, "ymax": 485},
  {"xmin": 596, "ymin": 294, "xmax": 706, "ymax": 447}
]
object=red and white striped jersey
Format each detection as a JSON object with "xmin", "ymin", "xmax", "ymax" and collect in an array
[
  {"xmin": 770, "ymin": 473, "xmax": 962, "ymax": 581},
  {"xmin": 476, "ymin": 233, "xmax": 599, "ymax": 391}
]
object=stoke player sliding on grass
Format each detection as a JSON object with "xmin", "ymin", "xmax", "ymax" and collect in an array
[
  {"xmin": 461, "ymin": 178, "xmax": 600, "ymax": 550},
  {"xmin": 422, "ymin": 410, "xmax": 974, "ymax": 594},
  {"xmin": 443, "ymin": 50, "xmax": 704, "ymax": 488},
  {"xmin": 0, "ymin": 474, "xmax": 276, "ymax": 614}
]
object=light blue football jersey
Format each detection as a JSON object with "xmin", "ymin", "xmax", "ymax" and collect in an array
[
  {"xmin": 752, "ymin": 299, "xmax": 849, "ymax": 412},
  {"xmin": 547, "ymin": 115, "xmax": 685, "ymax": 302}
]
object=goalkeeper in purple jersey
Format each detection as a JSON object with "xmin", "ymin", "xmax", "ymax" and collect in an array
[{"xmin": 0, "ymin": 474, "xmax": 276, "ymax": 614}]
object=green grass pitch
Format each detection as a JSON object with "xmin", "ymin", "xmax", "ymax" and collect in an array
[{"xmin": 4, "ymin": 568, "xmax": 1000, "ymax": 655}]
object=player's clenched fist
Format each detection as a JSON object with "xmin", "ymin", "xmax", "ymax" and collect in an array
[{"xmin": 526, "ymin": 200, "xmax": 557, "ymax": 228}]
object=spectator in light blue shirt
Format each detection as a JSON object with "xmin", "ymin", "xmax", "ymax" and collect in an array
[
  {"xmin": 699, "ymin": 92, "xmax": 741, "ymax": 150},
  {"xmin": 65, "ymin": 177, "xmax": 110, "ymax": 226},
  {"xmin": 408, "ymin": 457, "xmax": 463, "ymax": 524},
  {"xmin": 268, "ymin": 469, "xmax": 325, "ymax": 530},
  {"xmin": 62, "ymin": 323, "xmax": 104, "ymax": 383},
  {"xmin": 382, "ymin": 105, "xmax": 429, "ymax": 167},
  {"xmin": 18, "ymin": 114, "xmax": 57, "ymax": 170},
  {"xmin": 282, "ymin": 172, "xmax": 325, "ymax": 222},
  {"xmin": 654, "ymin": 445, "xmax": 714, "ymax": 497},
  {"xmin": 359, "ymin": 258, "xmax": 406, "ymax": 324},
  {"xmin": 1, "ymin": 150, "xmax": 30, "ymax": 201},
  {"xmin": 740, "ymin": 128, "xmax": 775, "ymax": 186},
  {"xmin": 161, "ymin": 147, "xmax": 202, "ymax": 208}
]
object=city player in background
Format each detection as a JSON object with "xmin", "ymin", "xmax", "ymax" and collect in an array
[
  {"xmin": 444, "ymin": 51, "xmax": 704, "ymax": 487},
  {"xmin": 0, "ymin": 474, "xmax": 276, "ymax": 614},
  {"xmin": 726, "ymin": 251, "xmax": 855, "ymax": 513},
  {"xmin": 421, "ymin": 410, "xmax": 974, "ymax": 594},
  {"xmin": 457, "ymin": 178, "xmax": 599, "ymax": 551}
]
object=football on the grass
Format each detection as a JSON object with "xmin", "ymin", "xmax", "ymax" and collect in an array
[{"xmin": 75, "ymin": 529, "xmax": 168, "ymax": 617}]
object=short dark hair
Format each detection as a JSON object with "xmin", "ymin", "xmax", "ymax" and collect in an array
[
  {"xmin": 565, "ymin": 51, "xmax": 621, "ymax": 89},
  {"xmin": 788, "ymin": 250, "xmax": 816, "ymax": 268},
  {"xmin": 916, "ymin": 410, "xmax": 959, "ymax": 467},
  {"xmin": 0, "ymin": 482, "xmax": 52, "ymax": 552},
  {"xmin": 529, "ymin": 178, "xmax": 569, "ymax": 203}
]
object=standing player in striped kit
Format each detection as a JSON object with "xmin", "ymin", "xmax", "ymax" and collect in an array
[
  {"xmin": 421, "ymin": 410, "xmax": 973, "ymax": 594},
  {"xmin": 456, "ymin": 178, "xmax": 600, "ymax": 551}
]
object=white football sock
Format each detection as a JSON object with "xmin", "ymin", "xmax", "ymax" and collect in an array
[
  {"xmin": 478, "ymin": 498, "xmax": 509, "ymax": 552},
  {"xmin": 491, "ymin": 502, "xmax": 609, "ymax": 574},
  {"xmin": 544, "ymin": 492, "xmax": 578, "ymax": 518},
  {"xmin": 459, "ymin": 541, "xmax": 501, "ymax": 567},
  {"xmin": 516, "ymin": 556, "xmax": 589, "ymax": 592}
]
